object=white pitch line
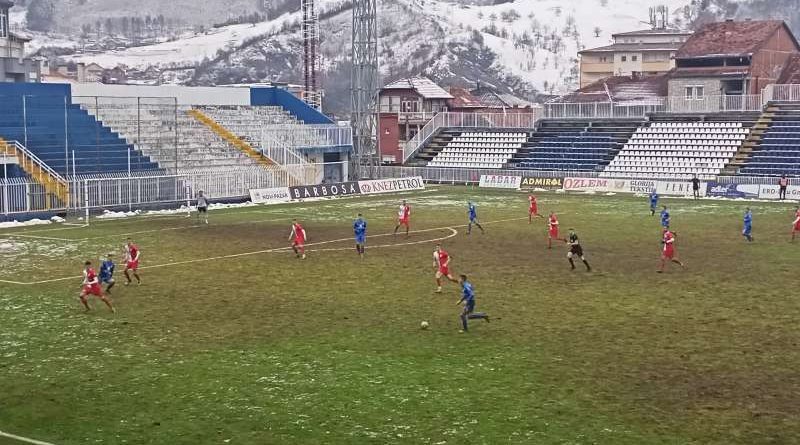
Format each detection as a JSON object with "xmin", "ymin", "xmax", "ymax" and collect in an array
[
  {"xmin": 0, "ymin": 430, "xmax": 58, "ymax": 445},
  {"xmin": 0, "ymin": 217, "xmax": 524, "ymax": 286}
]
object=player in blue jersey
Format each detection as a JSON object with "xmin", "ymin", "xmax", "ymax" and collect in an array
[
  {"xmin": 99, "ymin": 253, "xmax": 116, "ymax": 294},
  {"xmin": 743, "ymin": 207, "xmax": 754, "ymax": 242},
  {"xmin": 660, "ymin": 206, "xmax": 670, "ymax": 229},
  {"xmin": 456, "ymin": 274, "xmax": 489, "ymax": 332},
  {"xmin": 353, "ymin": 213, "xmax": 367, "ymax": 258},
  {"xmin": 649, "ymin": 190, "xmax": 659, "ymax": 216},
  {"xmin": 467, "ymin": 202, "xmax": 485, "ymax": 235}
]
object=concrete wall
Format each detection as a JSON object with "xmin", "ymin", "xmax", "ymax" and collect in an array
[
  {"xmin": 71, "ymin": 83, "xmax": 252, "ymax": 105},
  {"xmin": 668, "ymin": 78, "xmax": 721, "ymax": 98}
]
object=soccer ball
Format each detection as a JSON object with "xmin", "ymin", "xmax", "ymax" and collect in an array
[{"xmin": 420, "ymin": 321, "xmax": 429, "ymax": 329}]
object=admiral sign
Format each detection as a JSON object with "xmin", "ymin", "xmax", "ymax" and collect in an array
[
  {"xmin": 358, "ymin": 176, "xmax": 425, "ymax": 194},
  {"xmin": 249, "ymin": 187, "xmax": 291, "ymax": 204},
  {"xmin": 479, "ymin": 175, "xmax": 522, "ymax": 189},
  {"xmin": 563, "ymin": 178, "xmax": 609, "ymax": 192},
  {"xmin": 289, "ymin": 181, "xmax": 362, "ymax": 200},
  {"xmin": 521, "ymin": 177, "xmax": 563, "ymax": 190}
]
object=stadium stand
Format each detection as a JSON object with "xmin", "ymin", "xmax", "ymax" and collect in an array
[
  {"xmin": 425, "ymin": 131, "xmax": 527, "ymax": 169},
  {"xmin": 603, "ymin": 118, "xmax": 753, "ymax": 180},
  {"xmin": 737, "ymin": 102, "xmax": 800, "ymax": 176},
  {"xmin": 83, "ymin": 104, "xmax": 264, "ymax": 171},
  {"xmin": 0, "ymin": 96, "xmax": 158, "ymax": 176},
  {"xmin": 199, "ymin": 105, "xmax": 331, "ymax": 150},
  {"xmin": 509, "ymin": 120, "xmax": 641, "ymax": 172}
]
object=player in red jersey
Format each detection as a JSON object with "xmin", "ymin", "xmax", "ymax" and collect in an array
[
  {"xmin": 528, "ymin": 195, "xmax": 544, "ymax": 223},
  {"xmin": 290, "ymin": 219, "xmax": 307, "ymax": 259},
  {"xmin": 658, "ymin": 228, "xmax": 684, "ymax": 273},
  {"xmin": 433, "ymin": 243, "xmax": 458, "ymax": 293},
  {"xmin": 393, "ymin": 200, "xmax": 411, "ymax": 238},
  {"xmin": 792, "ymin": 207, "xmax": 800, "ymax": 242},
  {"xmin": 123, "ymin": 238, "xmax": 141, "ymax": 285},
  {"xmin": 547, "ymin": 212, "xmax": 565, "ymax": 249},
  {"xmin": 79, "ymin": 260, "xmax": 115, "ymax": 313}
]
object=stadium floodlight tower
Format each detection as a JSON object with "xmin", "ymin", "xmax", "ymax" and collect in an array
[
  {"xmin": 350, "ymin": 0, "xmax": 379, "ymax": 179},
  {"xmin": 302, "ymin": 0, "xmax": 320, "ymax": 110}
]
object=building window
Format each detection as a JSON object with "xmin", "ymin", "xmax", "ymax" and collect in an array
[
  {"xmin": 632, "ymin": 55, "xmax": 638, "ymax": 62},
  {"xmin": 685, "ymin": 86, "xmax": 705, "ymax": 100},
  {"xmin": 0, "ymin": 7, "xmax": 8, "ymax": 39},
  {"xmin": 621, "ymin": 55, "xmax": 627, "ymax": 62},
  {"xmin": 695, "ymin": 86, "xmax": 704, "ymax": 98},
  {"xmin": 599, "ymin": 56, "xmax": 608, "ymax": 63}
]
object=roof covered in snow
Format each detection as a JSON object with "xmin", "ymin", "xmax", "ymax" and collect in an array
[
  {"xmin": 382, "ymin": 76, "xmax": 454, "ymax": 99},
  {"xmin": 555, "ymin": 74, "xmax": 668, "ymax": 104}
]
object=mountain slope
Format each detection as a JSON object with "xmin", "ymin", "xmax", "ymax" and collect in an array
[{"xmin": 23, "ymin": 0, "xmax": 698, "ymax": 115}]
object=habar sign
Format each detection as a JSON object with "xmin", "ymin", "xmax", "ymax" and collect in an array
[
  {"xmin": 563, "ymin": 177, "xmax": 609, "ymax": 192},
  {"xmin": 479, "ymin": 175, "xmax": 522, "ymax": 189},
  {"xmin": 358, "ymin": 176, "xmax": 425, "ymax": 194},
  {"xmin": 521, "ymin": 177, "xmax": 563, "ymax": 189}
]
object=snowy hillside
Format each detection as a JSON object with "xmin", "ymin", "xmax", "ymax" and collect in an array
[
  {"xmin": 19, "ymin": 0, "xmax": 700, "ymax": 113},
  {"xmin": 424, "ymin": 0, "xmax": 692, "ymax": 93}
]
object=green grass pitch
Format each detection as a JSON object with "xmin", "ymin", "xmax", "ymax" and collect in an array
[{"xmin": 1, "ymin": 186, "xmax": 799, "ymax": 444}]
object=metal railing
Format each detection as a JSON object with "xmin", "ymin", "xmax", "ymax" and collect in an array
[
  {"xmin": 544, "ymin": 102, "xmax": 663, "ymax": 119},
  {"xmin": 375, "ymin": 165, "xmax": 597, "ymax": 183},
  {"xmin": 764, "ymin": 84, "xmax": 800, "ymax": 102},
  {"xmin": 544, "ymin": 95, "xmax": 764, "ymax": 119},
  {"xmin": 401, "ymin": 112, "xmax": 541, "ymax": 164}
]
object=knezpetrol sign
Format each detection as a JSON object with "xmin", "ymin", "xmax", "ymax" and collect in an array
[{"xmin": 358, "ymin": 176, "xmax": 425, "ymax": 194}]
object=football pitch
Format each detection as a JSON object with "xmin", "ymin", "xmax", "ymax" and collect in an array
[{"xmin": 1, "ymin": 186, "xmax": 799, "ymax": 445}]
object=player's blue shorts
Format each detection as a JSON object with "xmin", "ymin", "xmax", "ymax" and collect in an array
[
  {"xmin": 661, "ymin": 221, "xmax": 669, "ymax": 228},
  {"xmin": 465, "ymin": 300, "xmax": 475, "ymax": 313},
  {"xmin": 743, "ymin": 224, "xmax": 752, "ymax": 235},
  {"xmin": 100, "ymin": 276, "xmax": 114, "ymax": 284},
  {"xmin": 469, "ymin": 216, "xmax": 477, "ymax": 223},
  {"xmin": 355, "ymin": 234, "xmax": 366, "ymax": 245}
]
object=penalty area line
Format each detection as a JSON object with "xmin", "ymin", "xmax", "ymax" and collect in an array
[
  {"xmin": 0, "ymin": 217, "xmax": 523, "ymax": 286},
  {"xmin": 0, "ymin": 430, "xmax": 58, "ymax": 445}
]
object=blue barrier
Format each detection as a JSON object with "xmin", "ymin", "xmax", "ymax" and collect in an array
[{"xmin": 250, "ymin": 87, "xmax": 333, "ymax": 124}]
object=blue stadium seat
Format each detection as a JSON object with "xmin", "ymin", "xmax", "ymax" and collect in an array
[{"xmin": 0, "ymin": 96, "xmax": 160, "ymax": 176}]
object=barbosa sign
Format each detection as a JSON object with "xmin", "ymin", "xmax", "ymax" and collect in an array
[
  {"xmin": 289, "ymin": 182, "xmax": 362, "ymax": 200},
  {"xmin": 358, "ymin": 176, "xmax": 425, "ymax": 194}
]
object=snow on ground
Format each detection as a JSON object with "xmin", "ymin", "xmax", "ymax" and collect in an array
[
  {"xmin": 0, "ymin": 218, "xmax": 54, "ymax": 229},
  {"xmin": 66, "ymin": 0, "xmax": 346, "ymax": 69}
]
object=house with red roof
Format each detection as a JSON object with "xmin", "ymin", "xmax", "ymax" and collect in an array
[{"xmin": 668, "ymin": 19, "xmax": 800, "ymax": 99}]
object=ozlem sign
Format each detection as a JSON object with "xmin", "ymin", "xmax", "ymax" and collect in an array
[
  {"xmin": 562, "ymin": 178, "xmax": 609, "ymax": 192},
  {"xmin": 521, "ymin": 177, "xmax": 563, "ymax": 189}
]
